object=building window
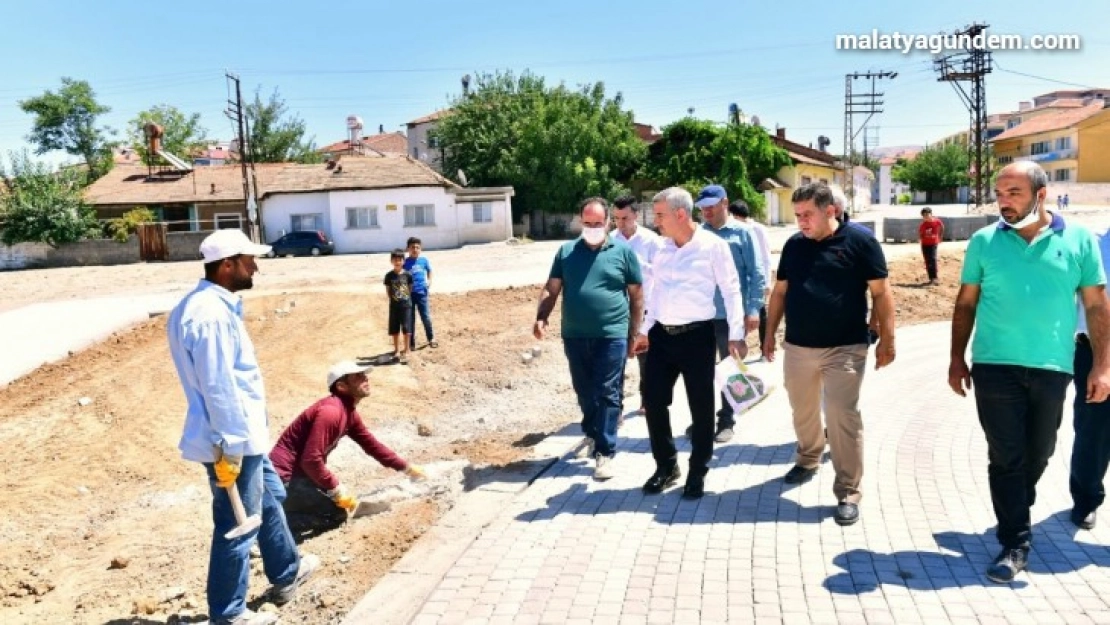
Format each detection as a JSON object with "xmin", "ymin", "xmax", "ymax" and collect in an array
[
  {"xmin": 800, "ymin": 176, "xmax": 813, "ymax": 185},
  {"xmin": 404, "ymin": 204, "xmax": 435, "ymax": 227},
  {"xmin": 1055, "ymin": 137, "xmax": 1072, "ymax": 150},
  {"xmin": 427, "ymin": 132, "xmax": 440, "ymax": 149},
  {"xmin": 818, "ymin": 178, "xmax": 829, "ymax": 185},
  {"xmin": 412, "ymin": 147, "xmax": 419, "ymax": 158},
  {"xmin": 1030, "ymin": 141, "xmax": 1051, "ymax": 155},
  {"xmin": 214, "ymin": 213, "xmax": 242, "ymax": 230},
  {"xmin": 997, "ymin": 156, "xmax": 1014, "ymax": 165},
  {"xmin": 291, "ymin": 213, "xmax": 322, "ymax": 232},
  {"xmin": 472, "ymin": 202, "xmax": 492, "ymax": 223},
  {"xmin": 346, "ymin": 206, "xmax": 379, "ymax": 229},
  {"xmin": 1054, "ymin": 169, "xmax": 1071, "ymax": 182}
]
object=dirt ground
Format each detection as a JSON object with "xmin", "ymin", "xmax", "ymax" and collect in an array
[{"xmin": 0, "ymin": 250, "xmax": 962, "ymax": 625}]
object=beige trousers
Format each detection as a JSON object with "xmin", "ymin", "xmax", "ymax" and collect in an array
[{"xmin": 783, "ymin": 342, "xmax": 869, "ymax": 504}]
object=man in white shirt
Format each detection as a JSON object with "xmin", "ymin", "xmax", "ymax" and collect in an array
[
  {"xmin": 631, "ymin": 187, "xmax": 747, "ymax": 499},
  {"xmin": 728, "ymin": 201, "xmax": 772, "ymax": 349},
  {"xmin": 612, "ymin": 195, "xmax": 664, "ymax": 414}
]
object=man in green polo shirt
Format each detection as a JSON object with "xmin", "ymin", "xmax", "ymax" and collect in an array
[
  {"xmin": 949, "ymin": 161, "xmax": 1110, "ymax": 584},
  {"xmin": 534, "ymin": 197, "xmax": 644, "ymax": 480}
]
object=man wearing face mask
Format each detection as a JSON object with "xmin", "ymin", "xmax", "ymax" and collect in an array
[
  {"xmin": 534, "ymin": 197, "xmax": 644, "ymax": 480},
  {"xmin": 949, "ymin": 161, "xmax": 1110, "ymax": 584}
]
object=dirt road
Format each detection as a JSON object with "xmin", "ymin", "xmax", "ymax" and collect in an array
[{"xmin": 0, "ymin": 243, "xmax": 963, "ymax": 624}]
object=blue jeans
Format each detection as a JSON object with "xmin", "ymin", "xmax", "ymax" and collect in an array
[
  {"xmin": 971, "ymin": 363, "xmax": 1071, "ymax": 549},
  {"xmin": 1070, "ymin": 338, "xmax": 1110, "ymax": 517},
  {"xmin": 563, "ymin": 337, "xmax": 628, "ymax": 457},
  {"xmin": 408, "ymin": 291, "xmax": 434, "ymax": 348},
  {"xmin": 203, "ymin": 455, "xmax": 300, "ymax": 622}
]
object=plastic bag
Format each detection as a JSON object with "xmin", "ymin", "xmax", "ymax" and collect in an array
[{"xmin": 713, "ymin": 357, "xmax": 775, "ymax": 415}]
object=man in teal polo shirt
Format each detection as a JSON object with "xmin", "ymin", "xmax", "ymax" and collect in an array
[
  {"xmin": 949, "ymin": 161, "xmax": 1110, "ymax": 583},
  {"xmin": 534, "ymin": 197, "xmax": 644, "ymax": 480}
]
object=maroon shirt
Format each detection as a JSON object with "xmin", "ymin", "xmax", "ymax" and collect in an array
[{"xmin": 269, "ymin": 395, "xmax": 407, "ymax": 491}]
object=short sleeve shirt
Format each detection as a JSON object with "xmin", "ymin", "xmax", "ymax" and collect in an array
[
  {"xmin": 403, "ymin": 256, "xmax": 432, "ymax": 294},
  {"xmin": 549, "ymin": 238, "xmax": 642, "ymax": 339},
  {"xmin": 383, "ymin": 270, "xmax": 413, "ymax": 306}
]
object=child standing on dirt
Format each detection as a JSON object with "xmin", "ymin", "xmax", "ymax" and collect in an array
[
  {"xmin": 403, "ymin": 237, "xmax": 437, "ymax": 350},
  {"xmin": 384, "ymin": 249, "xmax": 414, "ymax": 364},
  {"xmin": 918, "ymin": 207, "xmax": 944, "ymax": 285}
]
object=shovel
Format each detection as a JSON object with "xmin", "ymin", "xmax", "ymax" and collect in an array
[{"xmin": 224, "ymin": 482, "xmax": 262, "ymax": 539}]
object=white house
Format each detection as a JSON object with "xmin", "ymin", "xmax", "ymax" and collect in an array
[{"xmin": 259, "ymin": 156, "xmax": 513, "ymax": 253}]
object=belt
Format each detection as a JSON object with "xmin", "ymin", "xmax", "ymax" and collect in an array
[
  {"xmin": 657, "ymin": 320, "xmax": 711, "ymax": 336},
  {"xmin": 1078, "ymin": 332, "xmax": 1090, "ymax": 346}
]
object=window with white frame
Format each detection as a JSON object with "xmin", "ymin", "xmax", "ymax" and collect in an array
[
  {"xmin": 472, "ymin": 202, "xmax": 492, "ymax": 223},
  {"xmin": 291, "ymin": 213, "xmax": 322, "ymax": 232},
  {"xmin": 1055, "ymin": 137, "xmax": 1072, "ymax": 150},
  {"xmin": 214, "ymin": 213, "xmax": 242, "ymax": 229},
  {"xmin": 1030, "ymin": 141, "xmax": 1051, "ymax": 155},
  {"xmin": 800, "ymin": 176, "xmax": 813, "ymax": 185},
  {"xmin": 404, "ymin": 204, "xmax": 435, "ymax": 227},
  {"xmin": 346, "ymin": 206, "xmax": 379, "ymax": 229},
  {"xmin": 1054, "ymin": 169, "xmax": 1071, "ymax": 182}
]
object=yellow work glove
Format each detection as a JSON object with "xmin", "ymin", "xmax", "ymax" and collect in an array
[
  {"xmin": 405, "ymin": 464, "xmax": 427, "ymax": 482},
  {"xmin": 213, "ymin": 452, "xmax": 242, "ymax": 488},
  {"xmin": 326, "ymin": 485, "xmax": 358, "ymax": 512}
]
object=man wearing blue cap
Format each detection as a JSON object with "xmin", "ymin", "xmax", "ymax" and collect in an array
[{"xmin": 690, "ymin": 184, "xmax": 764, "ymax": 443}]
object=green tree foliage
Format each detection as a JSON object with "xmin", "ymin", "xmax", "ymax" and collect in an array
[
  {"xmin": 644, "ymin": 118, "xmax": 791, "ymax": 220},
  {"xmin": 891, "ymin": 143, "xmax": 970, "ymax": 192},
  {"xmin": 18, "ymin": 77, "xmax": 116, "ymax": 181},
  {"xmin": 245, "ymin": 89, "xmax": 322, "ymax": 164},
  {"xmin": 128, "ymin": 105, "xmax": 209, "ymax": 166},
  {"xmin": 107, "ymin": 207, "xmax": 156, "ymax": 243},
  {"xmin": 0, "ymin": 151, "xmax": 101, "ymax": 247},
  {"xmin": 435, "ymin": 71, "xmax": 646, "ymax": 216}
]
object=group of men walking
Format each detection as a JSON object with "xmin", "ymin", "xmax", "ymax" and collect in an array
[{"xmin": 538, "ymin": 161, "xmax": 1110, "ymax": 584}]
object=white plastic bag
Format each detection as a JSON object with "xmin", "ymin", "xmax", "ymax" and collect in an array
[{"xmin": 713, "ymin": 357, "xmax": 776, "ymax": 415}]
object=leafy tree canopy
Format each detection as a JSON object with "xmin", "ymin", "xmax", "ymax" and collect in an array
[
  {"xmin": 127, "ymin": 104, "xmax": 210, "ymax": 166},
  {"xmin": 18, "ymin": 77, "xmax": 116, "ymax": 182},
  {"xmin": 245, "ymin": 89, "xmax": 322, "ymax": 164},
  {"xmin": 0, "ymin": 151, "xmax": 101, "ymax": 247},
  {"xmin": 643, "ymin": 117, "xmax": 792, "ymax": 220},
  {"xmin": 435, "ymin": 70, "xmax": 646, "ymax": 215},
  {"xmin": 891, "ymin": 143, "xmax": 970, "ymax": 192}
]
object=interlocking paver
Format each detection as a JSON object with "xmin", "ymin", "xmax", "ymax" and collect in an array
[{"xmin": 377, "ymin": 323, "xmax": 1110, "ymax": 624}]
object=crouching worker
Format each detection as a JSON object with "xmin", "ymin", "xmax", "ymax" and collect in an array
[{"xmin": 270, "ymin": 361, "xmax": 426, "ymax": 526}]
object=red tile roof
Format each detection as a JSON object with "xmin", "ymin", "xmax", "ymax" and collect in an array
[
  {"xmin": 407, "ymin": 110, "xmax": 453, "ymax": 126},
  {"xmin": 991, "ymin": 101, "xmax": 1105, "ymax": 142},
  {"xmin": 318, "ymin": 132, "xmax": 407, "ymax": 156}
]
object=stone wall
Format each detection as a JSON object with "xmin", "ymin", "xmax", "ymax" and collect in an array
[
  {"xmin": 1045, "ymin": 182, "xmax": 1110, "ymax": 206},
  {"xmin": 882, "ymin": 216, "xmax": 995, "ymax": 243},
  {"xmin": 0, "ymin": 231, "xmax": 215, "ymax": 270}
]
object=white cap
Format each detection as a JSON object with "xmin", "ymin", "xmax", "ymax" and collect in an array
[
  {"xmin": 327, "ymin": 360, "xmax": 372, "ymax": 388},
  {"xmin": 199, "ymin": 229, "xmax": 272, "ymax": 263}
]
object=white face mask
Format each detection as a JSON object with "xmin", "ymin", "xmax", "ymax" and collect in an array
[
  {"xmin": 582, "ymin": 227, "xmax": 607, "ymax": 246},
  {"xmin": 1007, "ymin": 200, "xmax": 1042, "ymax": 230}
]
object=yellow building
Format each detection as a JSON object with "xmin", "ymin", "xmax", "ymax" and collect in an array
[
  {"xmin": 758, "ymin": 129, "xmax": 842, "ymax": 224},
  {"xmin": 991, "ymin": 99, "xmax": 1110, "ymax": 183}
]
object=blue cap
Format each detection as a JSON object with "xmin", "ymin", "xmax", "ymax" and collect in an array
[{"xmin": 694, "ymin": 184, "xmax": 727, "ymax": 208}]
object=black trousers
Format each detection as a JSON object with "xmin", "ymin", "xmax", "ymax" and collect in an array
[
  {"xmin": 644, "ymin": 321, "xmax": 717, "ymax": 477},
  {"xmin": 921, "ymin": 244, "xmax": 938, "ymax": 281},
  {"xmin": 1070, "ymin": 337, "xmax": 1110, "ymax": 517},
  {"xmin": 972, "ymin": 363, "xmax": 1071, "ymax": 549}
]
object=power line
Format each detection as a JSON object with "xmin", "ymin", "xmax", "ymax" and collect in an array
[{"xmin": 993, "ymin": 63, "xmax": 1100, "ymax": 90}]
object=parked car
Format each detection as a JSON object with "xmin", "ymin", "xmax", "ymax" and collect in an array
[{"xmin": 267, "ymin": 231, "xmax": 335, "ymax": 257}]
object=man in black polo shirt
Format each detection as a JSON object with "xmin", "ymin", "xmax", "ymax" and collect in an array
[{"xmin": 762, "ymin": 183, "xmax": 897, "ymax": 526}]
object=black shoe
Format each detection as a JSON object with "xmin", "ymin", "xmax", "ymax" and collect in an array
[
  {"xmin": 783, "ymin": 465, "xmax": 818, "ymax": 484},
  {"xmin": 834, "ymin": 501, "xmax": 859, "ymax": 526},
  {"xmin": 682, "ymin": 474, "xmax": 705, "ymax": 499},
  {"xmin": 1072, "ymin": 509, "xmax": 1097, "ymax": 530},
  {"xmin": 986, "ymin": 547, "xmax": 1029, "ymax": 583},
  {"xmin": 642, "ymin": 466, "xmax": 681, "ymax": 494},
  {"xmin": 685, "ymin": 425, "xmax": 693, "ymax": 438},
  {"xmin": 714, "ymin": 426, "xmax": 734, "ymax": 443}
]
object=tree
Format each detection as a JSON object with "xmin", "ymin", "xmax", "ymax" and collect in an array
[
  {"xmin": 0, "ymin": 151, "xmax": 101, "ymax": 247},
  {"xmin": 244, "ymin": 89, "xmax": 322, "ymax": 164},
  {"xmin": 18, "ymin": 77, "xmax": 116, "ymax": 181},
  {"xmin": 891, "ymin": 143, "xmax": 969, "ymax": 194},
  {"xmin": 127, "ymin": 105, "xmax": 209, "ymax": 166},
  {"xmin": 643, "ymin": 118, "xmax": 791, "ymax": 219},
  {"xmin": 435, "ymin": 71, "xmax": 646, "ymax": 218}
]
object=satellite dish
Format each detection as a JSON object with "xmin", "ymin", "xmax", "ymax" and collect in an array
[{"xmin": 457, "ymin": 169, "xmax": 469, "ymax": 186}]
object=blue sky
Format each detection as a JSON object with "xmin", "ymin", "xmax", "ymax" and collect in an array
[{"xmin": 1, "ymin": 0, "xmax": 1105, "ymax": 166}]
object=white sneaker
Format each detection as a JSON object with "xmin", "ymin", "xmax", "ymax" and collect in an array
[
  {"xmin": 270, "ymin": 553, "xmax": 320, "ymax": 605},
  {"xmin": 575, "ymin": 439, "xmax": 595, "ymax": 459},
  {"xmin": 219, "ymin": 609, "xmax": 278, "ymax": 625},
  {"xmin": 594, "ymin": 454, "xmax": 615, "ymax": 480}
]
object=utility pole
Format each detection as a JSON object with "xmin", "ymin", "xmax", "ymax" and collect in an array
[
  {"xmin": 934, "ymin": 22, "xmax": 993, "ymax": 209},
  {"xmin": 225, "ymin": 71, "xmax": 259, "ymax": 242},
  {"xmin": 843, "ymin": 71, "xmax": 897, "ymax": 212}
]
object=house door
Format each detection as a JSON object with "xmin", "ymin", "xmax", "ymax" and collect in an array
[{"xmin": 138, "ymin": 223, "xmax": 168, "ymax": 262}]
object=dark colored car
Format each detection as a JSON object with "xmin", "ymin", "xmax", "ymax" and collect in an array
[{"xmin": 267, "ymin": 231, "xmax": 335, "ymax": 257}]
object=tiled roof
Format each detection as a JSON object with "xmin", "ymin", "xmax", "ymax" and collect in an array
[
  {"xmin": 771, "ymin": 136, "xmax": 838, "ymax": 167},
  {"xmin": 318, "ymin": 132, "xmax": 407, "ymax": 156},
  {"xmin": 83, "ymin": 164, "xmax": 284, "ymax": 206},
  {"xmin": 407, "ymin": 110, "xmax": 453, "ymax": 126},
  {"xmin": 261, "ymin": 156, "xmax": 458, "ymax": 198},
  {"xmin": 991, "ymin": 101, "xmax": 1105, "ymax": 142}
]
